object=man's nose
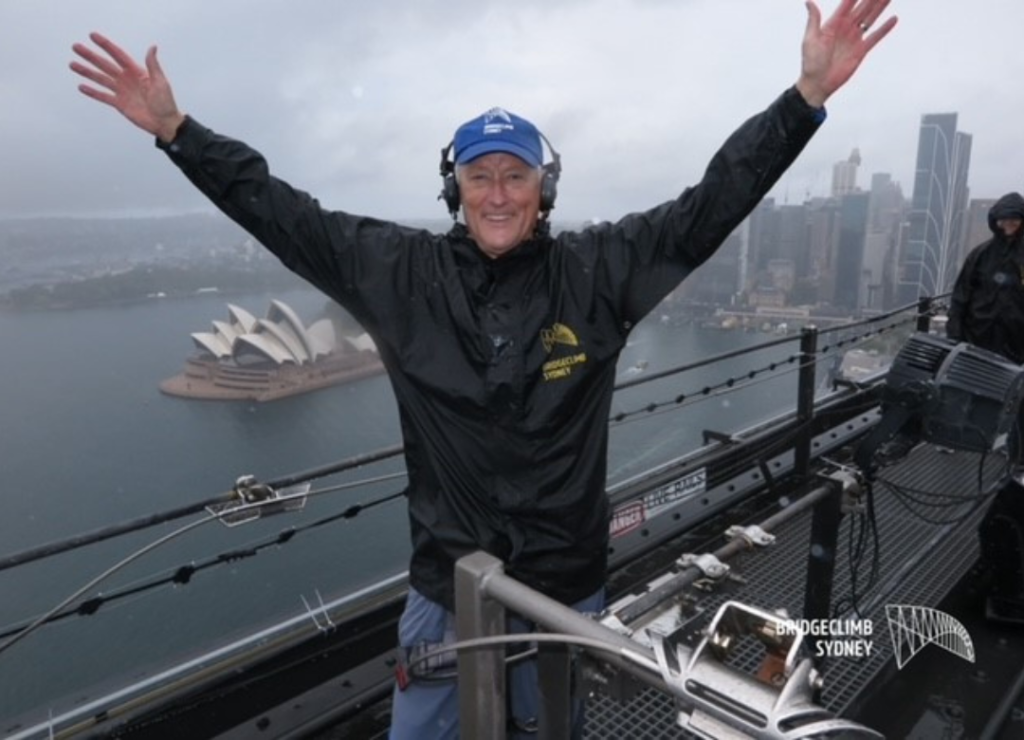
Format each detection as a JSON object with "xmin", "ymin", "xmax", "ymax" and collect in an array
[{"xmin": 484, "ymin": 180, "xmax": 511, "ymax": 203}]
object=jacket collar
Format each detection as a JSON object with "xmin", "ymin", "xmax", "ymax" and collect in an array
[{"xmin": 446, "ymin": 222, "xmax": 552, "ymax": 267}]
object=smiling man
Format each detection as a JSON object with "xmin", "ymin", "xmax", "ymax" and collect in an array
[
  {"xmin": 70, "ymin": 1, "xmax": 897, "ymax": 736},
  {"xmin": 450, "ymin": 108, "xmax": 552, "ymax": 259}
]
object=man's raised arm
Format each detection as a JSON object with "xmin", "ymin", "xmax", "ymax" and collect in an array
[
  {"xmin": 70, "ymin": 32, "xmax": 186, "ymax": 144},
  {"xmin": 795, "ymin": 0, "xmax": 898, "ymax": 109}
]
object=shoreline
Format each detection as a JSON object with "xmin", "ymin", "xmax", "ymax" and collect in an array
[{"xmin": 159, "ymin": 352, "xmax": 386, "ymax": 402}]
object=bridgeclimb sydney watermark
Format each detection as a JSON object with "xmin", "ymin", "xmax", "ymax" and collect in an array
[{"xmin": 773, "ymin": 605, "xmax": 975, "ymax": 667}]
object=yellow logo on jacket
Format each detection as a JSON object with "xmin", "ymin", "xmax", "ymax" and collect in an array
[{"xmin": 541, "ymin": 322, "xmax": 587, "ymax": 381}]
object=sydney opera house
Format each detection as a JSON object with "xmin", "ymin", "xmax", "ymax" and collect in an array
[{"xmin": 160, "ymin": 299, "xmax": 384, "ymax": 402}]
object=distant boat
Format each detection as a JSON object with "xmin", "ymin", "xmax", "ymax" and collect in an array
[{"xmin": 617, "ymin": 359, "xmax": 648, "ymax": 382}]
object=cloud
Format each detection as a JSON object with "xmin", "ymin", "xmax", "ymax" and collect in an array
[{"xmin": 2, "ymin": 0, "xmax": 1022, "ymax": 220}]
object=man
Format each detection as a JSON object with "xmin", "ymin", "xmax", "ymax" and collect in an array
[
  {"xmin": 947, "ymin": 192, "xmax": 1024, "ymax": 364},
  {"xmin": 70, "ymin": 1, "xmax": 896, "ymax": 736}
]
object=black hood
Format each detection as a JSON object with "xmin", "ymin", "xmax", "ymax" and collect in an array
[{"xmin": 988, "ymin": 191, "xmax": 1024, "ymax": 234}]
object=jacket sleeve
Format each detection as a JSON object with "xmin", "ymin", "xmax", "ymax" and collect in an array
[
  {"xmin": 156, "ymin": 117, "xmax": 427, "ymax": 332},
  {"xmin": 946, "ymin": 245, "xmax": 980, "ymax": 342},
  {"xmin": 572, "ymin": 86, "xmax": 825, "ymax": 325}
]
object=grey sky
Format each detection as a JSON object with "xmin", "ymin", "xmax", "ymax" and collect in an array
[{"xmin": 2, "ymin": 0, "xmax": 1020, "ymax": 222}]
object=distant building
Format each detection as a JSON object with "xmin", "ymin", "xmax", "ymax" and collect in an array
[
  {"xmin": 833, "ymin": 192, "xmax": 871, "ymax": 312},
  {"xmin": 191, "ymin": 299, "xmax": 345, "ymax": 366},
  {"xmin": 805, "ymin": 198, "xmax": 839, "ymax": 306},
  {"xmin": 777, "ymin": 205, "xmax": 812, "ymax": 278},
  {"xmin": 747, "ymin": 198, "xmax": 779, "ymax": 273},
  {"xmin": 864, "ymin": 173, "xmax": 906, "ymax": 312},
  {"xmin": 748, "ymin": 286, "xmax": 786, "ymax": 309},
  {"xmin": 832, "ymin": 148, "xmax": 862, "ymax": 197},
  {"xmin": 766, "ymin": 259, "xmax": 796, "ymax": 293},
  {"xmin": 162, "ymin": 300, "xmax": 384, "ymax": 402},
  {"xmin": 898, "ymin": 113, "xmax": 972, "ymax": 304},
  {"xmin": 960, "ymin": 197, "xmax": 999, "ymax": 265},
  {"xmin": 679, "ymin": 231, "xmax": 744, "ymax": 306}
]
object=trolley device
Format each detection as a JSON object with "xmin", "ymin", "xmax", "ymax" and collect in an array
[{"xmin": 451, "ymin": 550, "xmax": 882, "ymax": 739}]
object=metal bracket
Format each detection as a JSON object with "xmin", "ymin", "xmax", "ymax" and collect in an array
[
  {"xmin": 725, "ymin": 524, "xmax": 776, "ymax": 548},
  {"xmin": 301, "ymin": 590, "xmax": 336, "ymax": 633},
  {"xmin": 677, "ymin": 553, "xmax": 729, "ymax": 580},
  {"xmin": 652, "ymin": 601, "xmax": 883, "ymax": 739},
  {"xmin": 702, "ymin": 429, "xmax": 735, "ymax": 445},
  {"xmin": 206, "ymin": 475, "xmax": 309, "ymax": 527},
  {"xmin": 828, "ymin": 468, "xmax": 866, "ymax": 515}
]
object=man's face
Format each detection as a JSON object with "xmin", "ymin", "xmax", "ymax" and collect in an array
[
  {"xmin": 459, "ymin": 153, "xmax": 542, "ymax": 259},
  {"xmin": 997, "ymin": 218, "xmax": 1023, "ymax": 238}
]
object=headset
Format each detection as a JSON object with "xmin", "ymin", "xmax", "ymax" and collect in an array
[{"xmin": 438, "ymin": 133, "xmax": 562, "ymax": 220}]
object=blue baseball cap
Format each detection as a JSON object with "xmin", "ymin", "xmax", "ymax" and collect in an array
[{"xmin": 453, "ymin": 107, "xmax": 543, "ymax": 167}]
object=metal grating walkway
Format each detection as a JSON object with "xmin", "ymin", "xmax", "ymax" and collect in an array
[{"xmin": 583, "ymin": 443, "xmax": 1001, "ymax": 738}]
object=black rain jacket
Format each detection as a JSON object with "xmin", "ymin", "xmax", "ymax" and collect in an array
[
  {"xmin": 160, "ymin": 86, "xmax": 823, "ymax": 609},
  {"xmin": 947, "ymin": 192, "xmax": 1024, "ymax": 364}
]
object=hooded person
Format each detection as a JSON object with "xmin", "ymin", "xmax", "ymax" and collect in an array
[
  {"xmin": 947, "ymin": 191, "xmax": 1024, "ymax": 364},
  {"xmin": 949, "ymin": 193, "xmax": 1024, "ymax": 625}
]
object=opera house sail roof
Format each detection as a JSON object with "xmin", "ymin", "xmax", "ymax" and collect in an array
[{"xmin": 160, "ymin": 299, "xmax": 384, "ymax": 402}]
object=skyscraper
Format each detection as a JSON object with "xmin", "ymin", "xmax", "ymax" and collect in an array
[
  {"xmin": 831, "ymin": 148, "xmax": 862, "ymax": 197},
  {"xmin": 833, "ymin": 192, "xmax": 870, "ymax": 311},
  {"xmin": 897, "ymin": 113, "xmax": 972, "ymax": 305}
]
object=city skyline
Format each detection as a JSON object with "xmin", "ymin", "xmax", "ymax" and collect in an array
[{"xmin": 686, "ymin": 106, "xmax": 999, "ymax": 318}]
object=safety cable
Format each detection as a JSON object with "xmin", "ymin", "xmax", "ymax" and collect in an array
[
  {"xmin": 2, "ymin": 305, "xmax": 930, "ymax": 575},
  {"xmin": 609, "ymin": 310, "xmax": 921, "ymax": 427},
  {"xmin": 609, "ymin": 341, "xmax": 859, "ymax": 429},
  {"xmin": 0, "ymin": 298, "xmax": 949, "ymax": 656},
  {"xmin": 0, "ymin": 484, "xmax": 407, "ymax": 646},
  {"xmin": 403, "ymin": 632, "xmax": 645, "ymax": 684},
  {"xmin": 612, "ymin": 296, "xmax": 936, "ymax": 399},
  {"xmin": 0, "ymin": 513, "xmax": 216, "ymax": 658},
  {"xmin": 0, "ymin": 445, "xmax": 406, "ymax": 573}
]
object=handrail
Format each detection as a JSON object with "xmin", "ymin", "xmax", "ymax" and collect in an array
[
  {"xmin": 0, "ymin": 295, "xmax": 948, "ymax": 737},
  {"xmin": 0, "ymin": 297, "xmax": 941, "ymax": 574}
]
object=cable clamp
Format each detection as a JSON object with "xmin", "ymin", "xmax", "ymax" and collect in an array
[
  {"xmin": 725, "ymin": 524, "xmax": 776, "ymax": 548},
  {"xmin": 206, "ymin": 475, "xmax": 310, "ymax": 527},
  {"xmin": 677, "ymin": 553, "xmax": 729, "ymax": 580}
]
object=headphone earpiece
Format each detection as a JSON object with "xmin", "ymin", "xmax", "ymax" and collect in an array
[
  {"xmin": 438, "ymin": 143, "xmax": 461, "ymax": 218},
  {"xmin": 437, "ymin": 136, "xmax": 561, "ymax": 220},
  {"xmin": 539, "ymin": 154, "xmax": 561, "ymax": 214}
]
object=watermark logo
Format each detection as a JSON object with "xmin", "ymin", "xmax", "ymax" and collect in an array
[
  {"xmin": 772, "ymin": 605, "xmax": 975, "ymax": 668},
  {"xmin": 775, "ymin": 617, "xmax": 876, "ymax": 658},
  {"xmin": 884, "ymin": 605, "xmax": 975, "ymax": 669}
]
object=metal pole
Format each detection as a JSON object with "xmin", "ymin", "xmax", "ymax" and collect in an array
[
  {"xmin": 795, "ymin": 326, "xmax": 819, "ymax": 479},
  {"xmin": 536, "ymin": 642, "xmax": 572, "ymax": 740},
  {"xmin": 801, "ymin": 476, "xmax": 845, "ymax": 669},
  {"xmin": 454, "ymin": 551, "xmax": 507, "ymax": 739},
  {"xmin": 916, "ymin": 296, "xmax": 932, "ymax": 333},
  {"xmin": 617, "ymin": 482, "xmax": 834, "ymax": 626},
  {"xmin": 455, "ymin": 552, "xmax": 662, "ymax": 739},
  {"xmin": 454, "ymin": 550, "xmax": 882, "ymax": 740}
]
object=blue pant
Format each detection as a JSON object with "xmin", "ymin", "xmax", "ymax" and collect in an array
[{"xmin": 389, "ymin": 586, "xmax": 605, "ymax": 739}]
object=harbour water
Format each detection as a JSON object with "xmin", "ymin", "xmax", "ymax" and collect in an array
[{"xmin": 0, "ymin": 288, "xmax": 801, "ymax": 725}]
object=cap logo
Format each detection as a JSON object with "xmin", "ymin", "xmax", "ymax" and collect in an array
[{"xmin": 482, "ymin": 107, "xmax": 514, "ymax": 135}]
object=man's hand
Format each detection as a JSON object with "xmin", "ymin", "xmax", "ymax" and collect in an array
[
  {"xmin": 796, "ymin": 0, "xmax": 898, "ymax": 109},
  {"xmin": 70, "ymin": 32, "xmax": 186, "ymax": 143}
]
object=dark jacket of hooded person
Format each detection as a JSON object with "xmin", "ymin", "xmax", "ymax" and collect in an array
[{"xmin": 947, "ymin": 192, "xmax": 1024, "ymax": 363}]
